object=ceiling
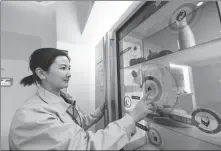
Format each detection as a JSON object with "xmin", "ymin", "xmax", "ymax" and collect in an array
[
  {"xmin": 128, "ymin": 0, "xmax": 207, "ymax": 40},
  {"xmin": 1, "ymin": 1, "xmax": 57, "ymax": 17}
]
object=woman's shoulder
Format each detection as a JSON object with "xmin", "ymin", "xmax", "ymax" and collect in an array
[
  {"xmin": 9, "ymin": 96, "xmax": 61, "ymax": 137},
  {"xmin": 14, "ymin": 94, "xmax": 53, "ymax": 118},
  {"xmin": 15, "ymin": 93, "xmax": 67, "ymax": 120},
  {"xmin": 20, "ymin": 94, "xmax": 47, "ymax": 110},
  {"xmin": 11, "ymin": 95, "xmax": 58, "ymax": 125}
]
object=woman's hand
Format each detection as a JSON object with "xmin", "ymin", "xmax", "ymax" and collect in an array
[
  {"xmin": 129, "ymin": 92, "xmax": 155, "ymax": 122},
  {"xmin": 99, "ymin": 101, "xmax": 107, "ymax": 113}
]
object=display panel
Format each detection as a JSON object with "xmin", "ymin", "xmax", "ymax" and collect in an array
[{"xmin": 117, "ymin": 1, "xmax": 221, "ymax": 150}]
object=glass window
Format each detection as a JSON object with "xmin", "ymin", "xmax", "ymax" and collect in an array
[{"xmin": 117, "ymin": 1, "xmax": 221, "ymax": 149}]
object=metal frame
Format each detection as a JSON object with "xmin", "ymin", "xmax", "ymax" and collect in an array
[{"xmin": 115, "ymin": 1, "xmax": 168, "ymax": 118}]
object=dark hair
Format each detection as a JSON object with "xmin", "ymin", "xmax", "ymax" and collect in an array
[{"xmin": 20, "ymin": 48, "xmax": 70, "ymax": 86}]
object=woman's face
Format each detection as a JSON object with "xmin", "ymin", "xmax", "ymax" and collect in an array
[{"xmin": 44, "ymin": 56, "xmax": 71, "ymax": 90}]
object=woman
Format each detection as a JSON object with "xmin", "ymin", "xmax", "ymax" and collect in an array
[{"xmin": 9, "ymin": 48, "xmax": 154, "ymax": 150}]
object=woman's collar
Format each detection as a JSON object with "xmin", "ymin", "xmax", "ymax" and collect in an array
[
  {"xmin": 36, "ymin": 86, "xmax": 74, "ymax": 114},
  {"xmin": 37, "ymin": 86, "xmax": 64, "ymax": 104}
]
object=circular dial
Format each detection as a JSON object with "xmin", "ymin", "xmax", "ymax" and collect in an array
[
  {"xmin": 141, "ymin": 63, "xmax": 179, "ymax": 113},
  {"xmin": 168, "ymin": 3, "xmax": 202, "ymax": 32},
  {"xmin": 192, "ymin": 108, "xmax": 221, "ymax": 134},
  {"xmin": 143, "ymin": 76, "xmax": 161, "ymax": 102},
  {"xmin": 130, "ymin": 44, "xmax": 141, "ymax": 57},
  {"xmin": 148, "ymin": 127, "xmax": 163, "ymax": 147}
]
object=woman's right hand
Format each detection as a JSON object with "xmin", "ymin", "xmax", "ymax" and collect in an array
[{"xmin": 129, "ymin": 93, "xmax": 155, "ymax": 122}]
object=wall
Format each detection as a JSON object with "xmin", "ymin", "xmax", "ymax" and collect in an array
[
  {"xmin": 82, "ymin": 1, "xmax": 134, "ymax": 47},
  {"xmin": 1, "ymin": 1, "xmax": 57, "ymax": 48},
  {"xmin": 55, "ymin": 1, "xmax": 88, "ymax": 45},
  {"xmin": 1, "ymin": 60, "xmax": 37, "ymax": 150},
  {"xmin": 1, "ymin": 30, "xmax": 42, "ymax": 61},
  {"xmin": 1, "ymin": 1, "xmax": 56, "ymax": 149},
  {"xmin": 75, "ymin": 1, "xmax": 94, "ymax": 34},
  {"xmin": 1, "ymin": 30, "xmax": 42, "ymax": 149}
]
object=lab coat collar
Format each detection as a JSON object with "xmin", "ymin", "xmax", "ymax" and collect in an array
[{"xmin": 36, "ymin": 86, "xmax": 73, "ymax": 114}]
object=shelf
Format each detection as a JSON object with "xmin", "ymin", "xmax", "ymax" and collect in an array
[
  {"xmin": 179, "ymin": 93, "xmax": 193, "ymax": 96},
  {"xmin": 120, "ymin": 39, "xmax": 221, "ymax": 70},
  {"xmin": 122, "ymin": 63, "xmax": 142, "ymax": 70}
]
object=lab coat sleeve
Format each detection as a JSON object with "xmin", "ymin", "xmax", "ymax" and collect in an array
[
  {"xmin": 77, "ymin": 105, "xmax": 103, "ymax": 130},
  {"xmin": 9, "ymin": 108, "xmax": 136, "ymax": 150}
]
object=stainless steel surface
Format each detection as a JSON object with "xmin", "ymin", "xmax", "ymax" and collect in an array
[{"xmin": 104, "ymin": 32, "xmax": 118, "ymax": 122}]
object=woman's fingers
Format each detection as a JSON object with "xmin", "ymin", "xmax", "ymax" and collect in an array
[
  {"xmin": 141, "ymin": 90, "xmax": 152, "ymax": 101},
  {"xmin": 144, "ymin": 103, "xmax": 158, "ymax": 114},
  {"xmin": 141, "ymin": 94, "xmax": 148, "ymax": 101}
]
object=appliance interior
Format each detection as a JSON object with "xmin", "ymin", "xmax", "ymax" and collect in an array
[{"xmin": 117, "ymin": 1, "xmax": 221, "ymax": 150}]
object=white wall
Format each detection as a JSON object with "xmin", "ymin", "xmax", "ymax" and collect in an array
[
  {"xmin": 1, "ymin": 30, "xmax": 42, "ymax": 61},
  {"xmin": 75, "ymin": 1, "xmax": 94, "ymax": 34},
  {"xmin": 1, "ymin": 2, "xmax": 56, "ymax": 150},
  {"xmin": 1, "ymin": 30, "xmax": 42, "ymax": 150},
  {"xmin": 1, "ymin": 1, "xmax": 57, "ymax": 48},
  {"xmin": 1, "ymin": 60, "xmax": 37, "ymax": 150},
  {"xmin": 82, "ymin": 1, "xmax": 134, "ymax": 47},
  {"xmin": 55, "ymin": 1, "xmax": 89, "ymax": 45}
]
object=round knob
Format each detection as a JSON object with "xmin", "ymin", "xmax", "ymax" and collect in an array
[{"xmin": 148, "ymin": 127, "xmax": 163, "ymax": 147}]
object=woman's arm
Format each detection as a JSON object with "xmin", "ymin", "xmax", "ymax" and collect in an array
[
  {"xmin": 9, "ymin": 108, "xmax": 136, "ymax": 150},
  {"xmin": 76, "ymin": 101, "xmax": 106, "ymax": 130},
  {"xmin": 60, "ymin": 91, "xmax": 106, "ymax": 130},
  {"xmin": 9, "ymin": 94, "xmax": 153, "ymax": 150}
]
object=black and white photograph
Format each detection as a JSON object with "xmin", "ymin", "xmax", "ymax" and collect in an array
[{"xmin": 1, "ymin": 0, "xmax": 221, "ymax": 150}]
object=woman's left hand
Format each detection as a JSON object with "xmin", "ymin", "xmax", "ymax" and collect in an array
[{"xmin": 99, "ymin": 101, "xmax": 107, "ymax": 113}]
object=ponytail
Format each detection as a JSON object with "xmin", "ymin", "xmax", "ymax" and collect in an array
[{"xmin": 20, "ymin": 75, "xmax": 35, "ymax": 86}]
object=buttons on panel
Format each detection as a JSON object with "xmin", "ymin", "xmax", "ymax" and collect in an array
[{"xmin": 124, "ymin": 96, "xmax": 132, "ymax": 108}]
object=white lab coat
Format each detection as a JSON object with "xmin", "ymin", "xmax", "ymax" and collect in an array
[{"xmin": 9, "ymin": 86, "xmax": 136, "ymax": 150}]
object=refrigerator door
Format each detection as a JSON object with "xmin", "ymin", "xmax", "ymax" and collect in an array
[{"xmin": 95, "ymin": 32, "xmax": 120, "ymax": 130}]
